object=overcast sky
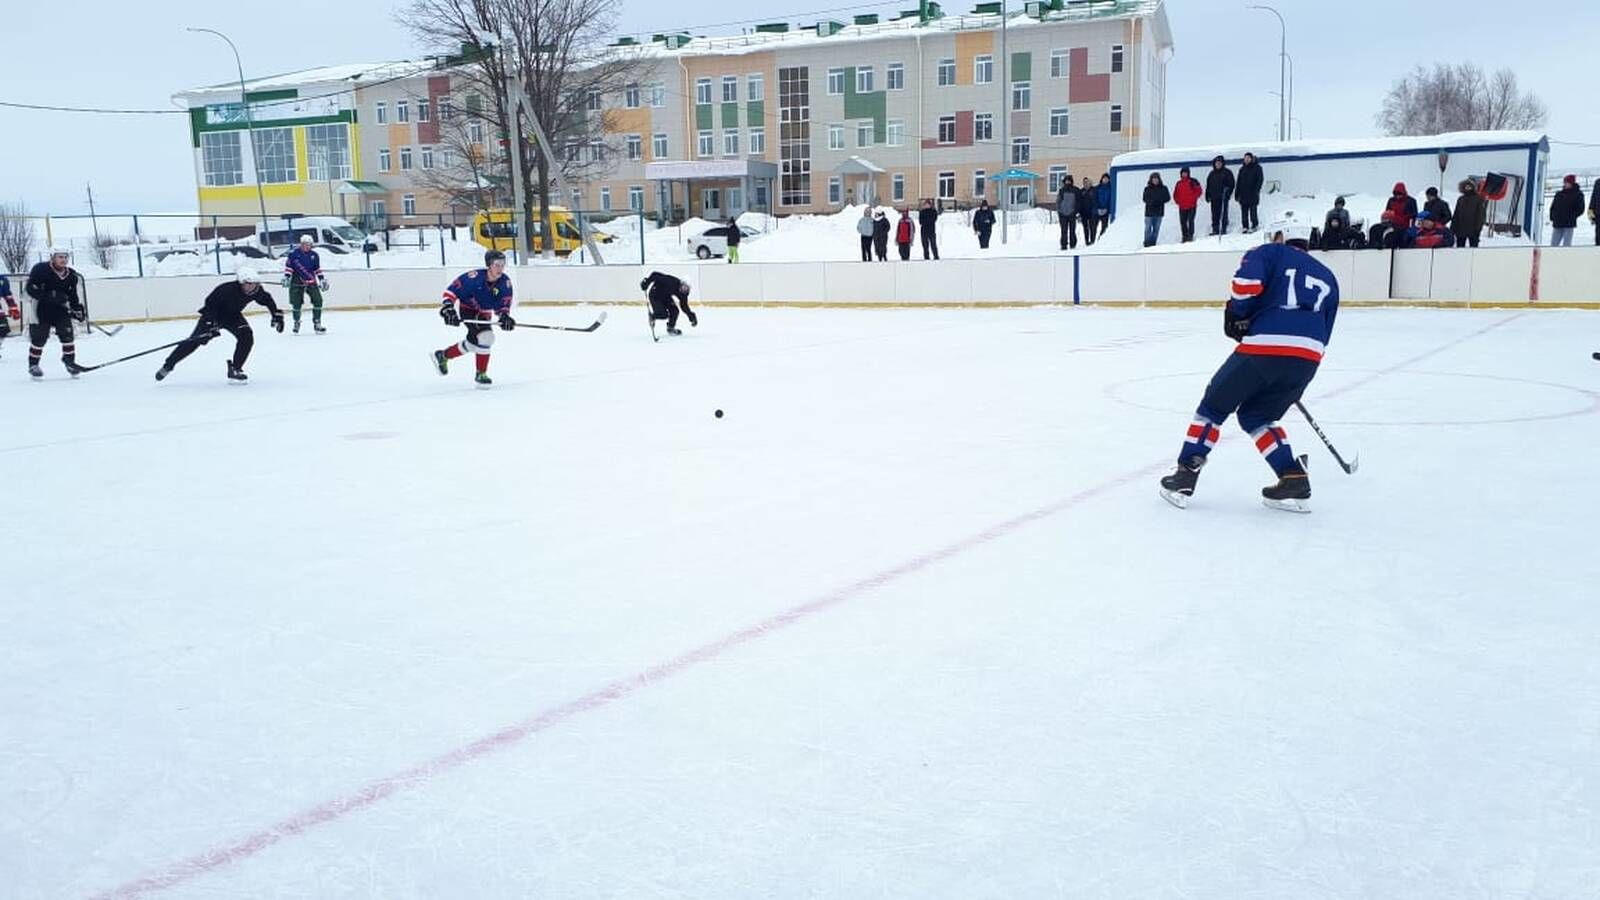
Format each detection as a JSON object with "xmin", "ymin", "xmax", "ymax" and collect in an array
[{"xmin": 3, "ymin": 0, "xmax": 1596, "ymax": 214}]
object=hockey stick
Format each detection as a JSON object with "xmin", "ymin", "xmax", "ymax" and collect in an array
[
  {"xmin": 89, "ymin": 320, "xmax": 124, "ymax": 337},
  {"xmin": 1294, "ymin": 400, "xmax": 1358, "ymax": 474},
  {"xmin": 76, "ymin": 329, "xmax": 220, "ymax": 373},
  {"xmin": 512, "ymin": 311, "xmax": 607, "ymax": 333}
]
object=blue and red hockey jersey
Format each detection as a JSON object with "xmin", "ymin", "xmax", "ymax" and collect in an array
[
  {"xmin": 442, "ymin": 268, "xmax": 514, "ymax": 318},
  {"xmin": 1228, "ymin": 242, "xmax": 1340, "ymax": 362},
  {"xmin": 283, "ymin": 247, "xmax": 323, "ymax": 285}
]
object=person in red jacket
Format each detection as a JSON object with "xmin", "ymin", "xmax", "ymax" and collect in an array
[
  {"xmin": 1172, "ymin": 166, "xmax": 1204, "ymax": 243},
  {"xmin": 894, "ymin": 208, "xmax": 915, "ymax": 261},
  {"xmin": 1368, "ymin": 182, "xmax": 1418, "ymax": 249}
]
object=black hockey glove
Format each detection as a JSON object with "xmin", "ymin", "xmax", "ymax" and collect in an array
[
  {"xmin": 194, "ymin": 322, "xmax": 218, "ymax": 345},
  {"xmin": 0, "ymin": 317, "xmax": 10, "ymax": 339},
  {"xmin": 440, "ymin": 303, "xmax": 460, "ymax": 327},
  {"xmin": 498, "ymin": 312, "xmax": 517, "ymax": 331},
  {"xmin": 639, "ymin": 278, "xmax": 650, "ymax": 291},
  {"xmin": 1223, "ymin": 305, "xmax": 1250, "ymax": 342},
  {"xmin": 270, "ymin": 311, "xmax": 285, "ymax": 333},
  {"xmin": 318, "ymin": 276, "xmax": 330, "ymax": 292},
  {"xmin": 68, "ymin": 301, "xmax": 87, "ymax": 322}
]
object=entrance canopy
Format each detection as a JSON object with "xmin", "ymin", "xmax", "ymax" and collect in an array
[
  {"xmin": 336, "ymin": 180, "xmax": 387, "ymax": 195},
  {"xmin": 988, "ymin": 168, "xmax": 1040, "ymax": 181},
  {"xmin": 834, "ymin": 155, "xmax": 884, "ymax": 176}
]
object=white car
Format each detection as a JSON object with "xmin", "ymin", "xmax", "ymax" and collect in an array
[{"xmin": 686, "ymin": 224, "xmax": 759, "ymax": 259}]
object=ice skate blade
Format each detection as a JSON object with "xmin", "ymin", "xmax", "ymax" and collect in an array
[
  {"xmin": 1262, "ymin": 497, "xmax": 1311, "ymax": 514},
  {"xmin": 1159, "ymin": 488, "xmax": 1190, "ymax": 509}
]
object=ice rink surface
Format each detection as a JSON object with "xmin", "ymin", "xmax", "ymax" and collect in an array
[{"xmin": 3, "ymin": 305, "xmax": 1597, "ymax": 899}]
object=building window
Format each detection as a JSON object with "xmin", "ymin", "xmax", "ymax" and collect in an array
[
  {"xmin": 937, "ymin": 116, "xmax": 956, "ymax": 144},
  {"xmin": 937, "ymin": 58, "xmax": 955, "ymax": 86},
  {"xmin": 252, "ymin": 128, "xmax": 295, "ymax": 184},
  {"xmin": 378, "ymin": 147, "xmax": 391, "ymax": 172},
  {"xmin": 1012, "ymin": 81, "xmax": 1031, "ymax": 111},
  {"xmin": 696, "ymin": 78, "xmax": 712, "ymax": 105},
  {"xmin": 200, "ymin": 131, "xmax": 243, "ymax": 186},
  {"xmin": 892, "ymin": 173, "xmax": 905, "ymax": 201},
  {"xmin": 1011, "ymin": 136, "xmax": 1030, "ymax": 164},
  {"xmin": 1111, "ymin": 44, "xmax": 1125, "ymax": 73},
  {"xmin": 886, "ymin": 120, "xmax": 904, "ymax": 147},
  {"xmin": 306, "ymin": 124, "xmax": 351, "ymax": 180},
  {"xmin": 588, "ymin": 140, "xmax": 606, "ymax": 162},
  {"xmin": 1050, "ymin": 49, "xmax": 1068, "ymax": 79},
  {"xmin": 779, "ymin": 65, "xmax": 812, "ymax": 207},
  {"xmin": 468, "ymin": 120, "xmax": 484, "ymax": 143},
  {"xmin": 402, "ymin": 193, "xmax": 416, "ymax": 216},
  {"xmin": 375, "ymin": 101, "xmax": 388, "ymax": 124},
  {"xmin": 571, "ymin": 188, "xmax": 582, "ymax": 207},
  {"xmin": 420, "ymin": 145, "xmax": 434, "ymax": 169},
  {"xmin": 720, "ymin": 75, "xmax": 737, "ymax": 103},
  {"xmin": 828, "ymin": 176, "xmax": 842, "ymax": 205},
  {"xmin": 1050, "ymin": 107, "xmax": 1069, "ymax": 136},
  {"xmin": 439, "ymin": 147, "xmax": 453, "ymax": 168},
  {"xmin": 723, "ymin": 128, "xmax": 739, "ymax": 156},
  {"xmin": 440, "ymin": 96, "xmax": 454, "ymax": 120},
  {"xmin": 697, "ymin": 130, "xmax": 714, "ymax": 157},
  {"xmin": 619, "ymin": 83, "xmax": 638, "ymax": 108},
  {"xmin": 600, "ymin": 186, "xmax": 612, "ymax": 211},
  {"xmin": 749, "ymin": 127, "xmax": 765, "ymax": 155},
  {"xmin": 937, "ymin": 171, "xmax": 955, "ymax": 199},
  {"xmin": 1048, "ymin": 165, "xmax": 1067, "ymax": 193},
  {"xmin": 827, "ymin": 68, "xmax": 845, "ymax": 95},
  {"xmin": 974, "ymin": 55, "xmax": 993, "ymax": 85},
  {"xmin": 397, "ymin": 99, "xmax": 410, "ymax": 123},
  {"xmin": 974, "ymin": 169, "xmax": 986, "ymax": 198},
  {"xmin": 628, "ymin": 185, "xmax": 644, "ymax": 211},
  {"xmin": 466, "ymin": 93, "xmax": 483, "ymax": 113},
  {"xmin": 754, "ymin": 181, "xmax": 769, "ymax": 209},
  {"xmin": 887, "ymin": 62, "xmax": 905, "ymax": 90},
  {"xmin": 565, "ymin": 141, "xmax": 580, "ymax": 163},
  {"xmin": 828, "ymin": 123, "xmax": 844, "ymax": 150},
  {"xmin": 1110, "ymin": 104, "xmax": 1124, "ymax": 132},
  {"xmin": 418, "ymin": 98, "xmax": 431, "ymax": 122},
  {"xmin": 856, "ymin": 121, "xmax": 872, "ymax": 148},
  {"xmin": 747, "ymin": 74, "xmax": 765, "ymax": 103},
  {"xmin": 626, "ymin": 134, "xmax": 642, "ymax": 159},
  {"xmin": 856, "ymin": 65, "xmax": 874, "ymax": 93},
  {"xmin": 370, "ymin": 199, "xmax": 386, "ymax": 221},
  {"xmin": 399, "ymin": 145, "xmax": 413, "ymax": 170},
  {"xmin": 653, "ymin": 133, "xmax": 668, "ymax": 158},
  {"xmin": 649, "ymin": 82, "xmax": 665, "ymax": 107},
  {"xmin": 974, "ymin": 113, "xmax": 993, "ymax": 142}
]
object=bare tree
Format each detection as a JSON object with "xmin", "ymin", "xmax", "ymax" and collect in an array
[
  {"xmin": 0, "ymin": 201, "xmax": 37, "ymax": 273},
  {"xmin": 1378, "ymin": 63, "xmax": 1547, "ymax": 136},
  {"xmin": 412, "ymin": 113, "xmax": 509, "ymax": 212},
  {"xmin": 397, "ymin": 0, "xmax": 646, "ymax": 255}
]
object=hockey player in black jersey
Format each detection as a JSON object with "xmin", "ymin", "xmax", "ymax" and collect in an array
[
  {"xmin": 641, "ymin": 271, "xmax": 695, "ymax": 337},
  {"xmin": 155, "ymin": 266, "xmax": 284, "ymax": 383},
  {"xmin": 22, "ymin": 248, "xmax": 86, "ymax": 379}
]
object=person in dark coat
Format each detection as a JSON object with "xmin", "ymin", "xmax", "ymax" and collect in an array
[
  {"xmin": 895, "ymin": 208, "xmax": 915, "ymax": 260},
  {"xmin": 1093, "ymin": 174, "xmax": 1113, "ymax": 237},
  {"xmin": 22, "ymin": 248, "xmax": 86, "ymax": 379},
  {"xmin": 1078, "ymin": 179, "xmax": 1100, "ymax": 245},
  {"xmin": 872, "ymin": 211, "xmax": 891, "ymax": 260},
  {"xmin": 1590, "ymin": 178, "xmax": 1600, "ymax": 246},
  {"xmin": 1422, "ymin": 187, "xmax": 1452, "ymax": 228},
  {"xmin": 1451, "ymin": 179, "xmax": 1487, "ymax": 248},
  {"xmin": 1369, "ymin": 183, "xmax": 1418, "ymax": 249},
  {"xmin": 1235, "ymin": 152, "xmax": 1264, "ymax": 233},
  {"xmin": 1142, "ymin": 172, "xmax": 1170, "ymax": 248},
  {"xmin": 1549, "ymin": 174, "xmax": 1585, "ymax": 247},
  {"xmin": 918, "ymin": 199, "xmax": 940, "ymax": 260},
  {"xmin": 972, "ymin": 200, "xmax": 996, "ymax": 250},
  {"xmin": 1205, "ymin": 155, "xmax": 1235, "ymax": 235},
  {"xmin": 1320, "ymin": 196, "xmax": 1352, "ymax": 249},
  {"xmin": 1056, "ymin": 176, "xmax": 1080, "ymax": 250},
  {"xmin": 1172, "ymin": 166, "xmax": 1204, "ymax": 243}
]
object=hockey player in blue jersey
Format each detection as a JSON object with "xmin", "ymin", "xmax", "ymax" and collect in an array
[
  {"xmin": 0, "ymin": 274, "xmax": 17, "ymax": 360},
  {"xmin": 1160, "ymin": 226, "xmax": 1341, "ymax": 512},
  {"xmin": 431, "ymin": 249, "xmax": 516, "ymax": 387},
  {"xmin": 281, "ymin": 234, "xmax": 328, "ymax": 334}
]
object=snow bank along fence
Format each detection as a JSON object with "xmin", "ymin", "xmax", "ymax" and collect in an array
[{"xmin": 62, "ymin": 247, "xmax": 1600, "ymax": 322}]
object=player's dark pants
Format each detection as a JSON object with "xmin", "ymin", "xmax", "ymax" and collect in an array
[
  {"xmin": 288, "ymin": 283, "xmax": 324, "ymax": 324},
  {"xmin": 1178, "ymin": 352, "xmax": 1318, "ymax": 476},
  {"xmin": 28, "ymin": 303, "xmax": 76, "ymax": 369},
  {"xmin": 650, "ymin": 293, "xmax": 694, "ymax": 329},
  {"xmin": 164, "ymin": 314, "xmax": 252, "ymax": 370}
]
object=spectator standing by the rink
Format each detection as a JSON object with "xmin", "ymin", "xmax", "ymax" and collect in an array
[
  {"xmin": 856, "ymin": 208, "xmax": 875, "ymax": 261},
  {"xmin": 1205, "ymin": 155, "xmax": 1235, "ymax": 236},
  {"xmin": 1172, "ymin": 166, "xmax": 1203, "ymax": 243},
  {"xmin": 1079, "ymin": 178, "xmax": 1101, "ymax": 245},
  {"xmin": 725, "ymin": 217, "xmax": 742, "ymax": 263},
  {"xmin": 972, "ymin": 199, "xmax": 996, "ymax": 250},
  {"xmin": 1093, "ymin": 173, "xmax": 1113, "ymax": 238},
  {"xmin": 1056, "ymin": 175, "xmax": 1080, "ymax": 250},
  {"xmin": 1422, "ymin": 187, "xmax": 1452, "ymax": 229},
  {"xmin": 1591, "ymin": 178, "xmax": 1600, "ymax": 245},
  {"xmin": 872, "ymin": 211, "xmax": 890, "ymax": 260},
  {"xmin": 1451, "ymin": 180, "xmax": 1487, "ymax": 247},
  {"xmin": 1235, "ymin": 152, "xmax": 1264, "ymax": 233},
  {"xmin": 1142, "ymin": 172, "xmax": 1171, "ymax": 248},
  {"xmin": 895, "ymin": 208, "xmax": 915, "ymax": 260},
  {"xmin": 1549, "ymin": 174, "xmax": 1585, "ymax": 247},
  {"xmin": 918, "ymin": 199, "xmax": 941, "ymax": 260},
  {"xmin": 1369, "ymin": 183, "xmax": 1418, "ymax": 249}
]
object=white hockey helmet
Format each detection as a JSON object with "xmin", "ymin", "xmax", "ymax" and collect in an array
[
  {"xmin": 299, "ymin": 234, "xmax": 314, "ymax": 245},
  {"xmin": 236, "ymin": 265, "xmax": 262, "ymax": 284},
  {"xmin": 48, "ymin": 246, "xmax": 71, "ymax": 259}
]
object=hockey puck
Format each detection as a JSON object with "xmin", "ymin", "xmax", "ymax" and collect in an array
[
  {"xmin": 714, "ymin": 409, "xmax": 724, "ymax": 418},
  {"xmin": 1593, "ymin": 352, "xmax": 1600, "ymax": 361}
]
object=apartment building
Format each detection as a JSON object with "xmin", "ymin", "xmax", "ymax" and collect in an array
[{"xmin": 173, "ymin": 0, "xmax": 1171, "ymax": 227}]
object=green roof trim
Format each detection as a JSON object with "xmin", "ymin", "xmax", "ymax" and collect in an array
[{"xmin": 244, "ymin": 88, "xmax": 297, "ymax": 103}]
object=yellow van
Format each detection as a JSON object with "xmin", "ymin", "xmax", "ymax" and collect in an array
[{"xmin": 470, "ymin": 207, "xmax": 611, "ymax": 256}]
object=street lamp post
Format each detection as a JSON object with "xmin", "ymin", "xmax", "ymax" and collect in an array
[
  {"xmin": 188, "ymin": 27, "xmax": 273, "ymax": 258},
  {"xmin": 1246, "ymin": 5, "xmax": 1287, "ymax": 147},
  {"xmin": 999, "ymin": 0, "xmax": 1009, "ymax": 245}
]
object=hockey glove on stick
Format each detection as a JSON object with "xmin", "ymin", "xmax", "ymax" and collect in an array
[
  {"xmin": 498, "ymin": 312, "xmax": 517, "ymax": 331},
  {"xmin": 270, "ymin": 311, "xmax": 285, "ymax": 333},
  {"xmin": 318, "ymin": 276, "xmax": 330, "ymax": 292},
  {"xmin": 1223, "ymin": 304, "xmax": 1251, "ymax": 342},
  {"xmin": 440, "ymin": 303, "xmax": 461, "ymax": 327},
  {"xmin": 69, "ymin": 302, "xmax": 87, "ymax": 323}
]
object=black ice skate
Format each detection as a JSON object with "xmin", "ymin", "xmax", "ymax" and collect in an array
[
  {"xmin": 227, "ymin": 361, "xmax": 248, "ymax": 384},
  {"xmin": 155, "ymin": 365, "xmax": 171, "ymax": 381},
  {"xmin": 1158, "ymin": 456, "xmax": 1205, "ymax": 509},
  {"xmin": 687, "ymin": 310, "xmax": 698, "ymax": 327},
  {"xmin": 313, "ymin": 320, "xmax": 326, "ymax": 334},
  {"xmin": 432, "ymin": 349, "xmax": 449, "ymax": 375},
  {"xmin": 29, "ymin": 364, "xmax": 44, "ymax": 380},
  {"xmin": 1261, "ymin": 468, "xmax": 1312, "ymax": 514},
  {"xmin": 65, "ymin": 360, "xmax": 85, "ymax": 378},
  {"xmin": 292, "ymin": 316, "xmax": 302, "ymax": 334},
  {"xmin": 667, "ymin": 326, "xmax": 683, "ymax": 336}
]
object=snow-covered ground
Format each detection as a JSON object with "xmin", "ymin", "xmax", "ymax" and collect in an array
[{"xmin": 4, "ymin": 306, "xmax": 1597, "ymax": 898}]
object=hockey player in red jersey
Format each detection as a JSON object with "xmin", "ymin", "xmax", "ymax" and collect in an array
[{"xmin": 431, "ymin": 249, "xmax": 516, "ymax": 388}]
